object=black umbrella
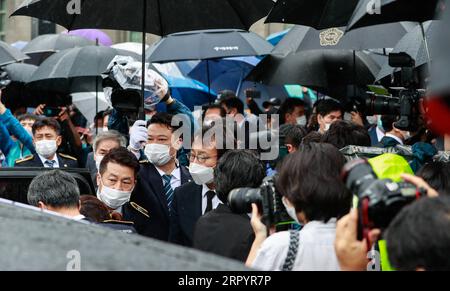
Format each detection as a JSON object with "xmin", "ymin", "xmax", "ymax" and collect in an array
[
  {"xmin": 346, "ymin": 0, "xmax": 442, "ymax": 31},
  {"xmin": 147, "ymin": 29, "xmax": 273, "ymax": 94},
  {"xmin": 2, "ymin": 63, "xmax": 38, "ymax": 83},
  {"xmin": 265, "ymin": 0, "xmax": 360, "ymax": 29},
  {"xmin": 22, "ymin": 33, "xmax": 95, "ymax": 65},
  {"xmin": 376, "ymin": 21, "xmax": 439, "ymax": 81},
  {"xmin": 0, "ymin": 41, "xmax": 29, "ymax": 66},
  {"xmin": 246, "ymin": 50, "xmax": 380, "ymax": 98},
  {"xmin": 0, "ymin": 199, "xmax": 248, "ymax": 270},
  {"xmin": 273, "ymin": 22, "xmax": 415, "ymax": 56},
  {"xmin": 12, "ymin": 0, "xmax": 273, "ymax": 118}
]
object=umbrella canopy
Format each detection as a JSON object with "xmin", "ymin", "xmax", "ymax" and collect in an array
[
  {"xmin": 71, "ymin": 92, "xmax": 109, "ymax": 123},
  {"xmin": 2, "ymin": 63, "xmax": 38, "ymax": 83},
  {"xmin": 0, "ymin": 41, "xmax": 29, "ymax": 66},
  {"xmin": 265, "ymin": 0, "xmax": 360, "ymax": 29},
  {"xmin": 376, "ymin": 21, "xmax": 439, "ymax": 81},
  {"xmin": 22, "ymin": 34, "xmax": 95, "ymax": 54},
  {"xmin": 162, "ymin": 76, "xmax": 217, "ymax": 111},
  {"xmin": 12, "ymin": 0, "xmax": 274, "ymax": 36},
  {"xmin": 111, "ymin": 42, "xmax": 150, "ymax": 55},
  {"xmin": 10, "ymin": 41, "xmax": 28, "ymax": 50},
  {"xmin": 0, "ymin": 199, "xmax": 248, "ymax": 270},
  {"xmin": 27, "ymin": 46, "xmax": 140, "ymax": 93},
  {"xmin": 346, "ymin": 0, "xmax": 442, "ymax": 31},
  {"xmin": 266, "ymin": 29, "xmax": 291, "ymax": 46},
  {"xmin": 147, "ymin": 29, "xmax": 274, "ymax": 63},
  {"xmin": 273, "ymin": 22, "xmax": 416, "ymax": 56},
  {"xmin": 187, "ymin": 56, "xmax": 261, "ymax": 93},
  {"xmin": 63, "ymin": 29, "xmax": 113, "ymax": 46},
  {"xmin": 246, "ymin": 49, "xmax": 380, "ymax": 98}
]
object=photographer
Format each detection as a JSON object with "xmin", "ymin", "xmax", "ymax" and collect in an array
[
  {"xmin": 246, "ymin": 143, "xmax": 352, "ymax": 270},
  {"xmin": 193, "ymin": 150, "xmax": 266, "ymax": 262}
]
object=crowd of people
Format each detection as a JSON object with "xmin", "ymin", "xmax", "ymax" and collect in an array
[{"xmin": 0, "ymin": 80, "xmax": 450, "ymax": 271}]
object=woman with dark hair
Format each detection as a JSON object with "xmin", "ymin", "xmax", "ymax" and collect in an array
[
  {"xmin": 246, "ymin": 143, "xmax": 352, "ymax": 271},
  {"xmin": 417, "ymin": 161, "xmax": 450, "ymax": 196}
]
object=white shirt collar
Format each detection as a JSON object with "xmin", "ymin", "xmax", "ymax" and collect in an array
[
  {"xmin": 202, "ymin": 184, "xmax": 215, "ymax": 197},
  {"xmin": 38, "ymin": 154, "xmax": 59, "ymax": 168},
  {"xmin": 385, "ymin": 133, "xmax": 404, "ymax": 145},
  {"xmin": 155, "ymin": 166, "xmax": 181, "ymax": 181},
  {"xmin": 71, "ymin": 214, "xmax": 86, "ymax": 221}
]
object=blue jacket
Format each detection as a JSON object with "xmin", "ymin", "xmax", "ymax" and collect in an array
[{"xmin": 0, "ymin": 109, "xmax": 35, "ymax": 166}]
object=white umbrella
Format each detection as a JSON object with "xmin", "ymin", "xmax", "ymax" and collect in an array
[
  {"xmin": 71, "ymin": 92, "xmax": 109, "ymax": 123},
  {"xmin": 111, "ymin": 42, "xmax": 149, "ymax": 55}
]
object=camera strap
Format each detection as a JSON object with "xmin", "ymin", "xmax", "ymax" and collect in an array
[{"xmin": 281, "ymin": 229, "xmax": 300, "ymax": 271}]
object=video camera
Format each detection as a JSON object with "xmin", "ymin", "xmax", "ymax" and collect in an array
[
  {"xmin": 228, "ymin": 176, "xmax": 293, "ymax": 234},
  {"xmin": 352, "ymin": 53, "xmax": 423, "ymax": 131},
  {"xmin": 341, "ymin": 158, "xmax": 426, "ymax": 243}
]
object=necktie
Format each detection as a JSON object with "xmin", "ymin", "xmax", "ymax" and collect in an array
[
  {"xmin": 44, "ymin": 160, "xmax": 56, "ymax": 168},
  {"xmin": 162, "ymin": 174, "xmax": 174, "ymax": 214},
  {"xmin": 204, "ymin": 190, "xmax": 216, "ymax": 214}
]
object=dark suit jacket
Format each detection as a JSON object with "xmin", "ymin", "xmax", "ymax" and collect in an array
[
  {"xmin": 123, "ymin": 161, "xmax": 192, "ymax": 241},
  {"xmin": 376, "ymin": 136, "xmax": 401, "ymax": 148},
  {"xmin": 85, "ymin": 152, "xmax": 98, "ymax": 190},
  {"xmin": 15, "ymin": 153, "xmax": 78, "ymax": 168},
  {"xmin": 192, "ymin": 204, "xmax": 255, "ymax": 262},
  {"xmin": 169, "ymin": 181, "xmax": 203, "ymax": 247}
]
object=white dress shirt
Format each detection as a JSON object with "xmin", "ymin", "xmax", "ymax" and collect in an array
[
  {"xmin": 201, "ymin": 184, "xmax": 221, "ymax": 215},
  {"xmin": 155, "ymin": 166, "xmax": 181, "ymax": 190},
  {"xmin": 38, "ymin": 154, "xmax": 60, "ymax": 168},
  {"xmin": 252, "ymin": 219, "xmax": 340, "ymax": 271},
  {"xmin": 71, "ymin": 214, "xmax": 86, "ymax": 221}
]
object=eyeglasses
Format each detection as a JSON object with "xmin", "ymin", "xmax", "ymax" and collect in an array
[{"xmin": 187, "ymin": 153, "xmax": 217, "ymax": 164}]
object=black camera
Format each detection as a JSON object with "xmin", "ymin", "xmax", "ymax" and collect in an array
[
  {"xmin": 228, "ymin": 176, "xmax": 293, "ymax": 233},
  {"xmin": 341, "ymin": 159, "xmax": 426, "ymax": 242},
  {"xmin": 361, "ymin": 53, "xmax": 423, "ymax": 131}
]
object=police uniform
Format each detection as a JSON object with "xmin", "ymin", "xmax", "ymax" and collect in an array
[{"xmin": 14, "ymin": 153, "xmax": 78, "ymax": 168}]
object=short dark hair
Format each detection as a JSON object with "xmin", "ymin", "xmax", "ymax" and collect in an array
[
  {"xmin": 202, "ymin": 104, "xmax": 226, "ymax": 120},
  {"xmin": 280, "ymin": 124, "xmax": 307, "ymax": 149},
  {"xmin": 276, "ymin": 143, "xmax": 351, "ymax": 222},
  {"xmin": 220, "ymin": 97, "xmax": 244, "ymax": 115},
  {"xmin": 302, "ymin": 131, "xmax": 322, "ymax": 146},
  {"xmin": 386, "ymin": 196, "xmax": 450, "ymax": 271},
  {"xmin": 321, "ymin": 120, "xmax": 371, "ymax": 149},
  {"xmin": 381, "ymin": 115, "xmax": 398, "ymax": 132},
  {"xmin": 278, "ymin": 98, "xmax": 306, "ymax": 124},
  {"xmin": 99, "ymin": 147, "xmax": 140, "ymax": 178},
  {"xmin": 147, "ymin": 112, "xmax": 181, "ymax": 132},
  {"xmin": 32, "ymin": 117, "xmax": 61, "ymax": 136},
  {"xmin": 80, "ymin": 195, "xmax": 111, "ymax": 223},
  {"xmin": 215, "ymin": 150, "xmax": 266, "ymax": 203},
  {"xmin": 316, "ymin": 98, "xmax": 343, "ymax": 117},
  {"xmin": 17, "ymin": 113, "xmax": 39, "ymax": 123},
  {"xmin": 193, "ymin": 122, "xmax": 237, "ymax": 161},
  {"xmin": 417, "ymin": 162, "xmax": 450, "ymax": 196},
  {"xmin": 27, "ymin": 170, "xmax": 80, "ymax": 209}
]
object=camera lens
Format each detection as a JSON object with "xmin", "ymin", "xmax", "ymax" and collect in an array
[
  {"xmin": 341, "ymin": 159, "xmax": 377, "ymax": 197},
  {"xmin": 228, "ymin": 188, "xmax": 262, "ymax": 214}
]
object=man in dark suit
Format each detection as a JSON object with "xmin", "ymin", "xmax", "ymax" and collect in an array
[
  {"xmin": 123, "ymin": 113, "xmax": 192, "ymax": 241},
  {"xmin": 192, "ymin": 150, "xmax": 266, "ymax": 262},
  {"xmin": 169, "ymin": 123, "xmax": 235, "ymax": 246},
  {"xmin": 376, "ymin": 115, "xmax": 410, "ymax": 148},
  {"xmin": 15, "ymin": 118, "xmax": 78, "ymax": 168}
]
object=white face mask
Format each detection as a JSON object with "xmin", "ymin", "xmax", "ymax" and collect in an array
[
  {"xmin": 97, "ymin": 181, "xmax": 132, "ymax": 210},
  {"xmin": 189, "ymin": 162, "xmax": 215, "ymax": 185},
  {"xmin": 95, "ymin": 155, "xmax": 104, "ymax": 170},
  {"xmin": 324, "ymin": 122, "xmax": 332, "ymax": 132},
  {"xmin": 366, "ymin": 115, "xmax": 378, "ymax": 125},
  {"xmin": 144, "ymin": 143, "xmax": 172, "ymax": 166},
  {"xmin": 282, "ymin": 197, "xmax": 300, "ymax": 225},
  {"xmin": 402, "ymin": 131, "xmax": 411, "ymax": 140},
  {"xmin": 35, "ymin": 140, "xmax": 58, "ymax": 158},
  {"xmin": 296, "ymin": 115, "xmax": 307, "ymax": 127},
  {"xmin": 344, "ymin": 112, "xmax": 352, "ymax": 122}
]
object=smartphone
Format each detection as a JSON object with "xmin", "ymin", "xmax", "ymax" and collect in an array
[
  {"xmin": 43, "ymin": 107, "xmax": 61, "ymax": 117},
  {"xmin": 245, "ymin": 89, "xmax": 261, "ymax": 99}
]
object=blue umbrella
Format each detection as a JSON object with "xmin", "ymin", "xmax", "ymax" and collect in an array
[
  {"xmin": 266, "ymin": 28, "xmax": 291, "ymax": 46},
  {"xmin": 187, "ymin": 56, "xmax": 261, "ymax": 94},
  {"xmin": 157, "ymin": 75, "xmax": 217, "ymax": 111}
]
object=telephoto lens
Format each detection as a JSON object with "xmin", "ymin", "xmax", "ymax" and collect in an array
[{"xmin": 228, "ymin": 188, "xmax": 262, "ymax": 214}]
